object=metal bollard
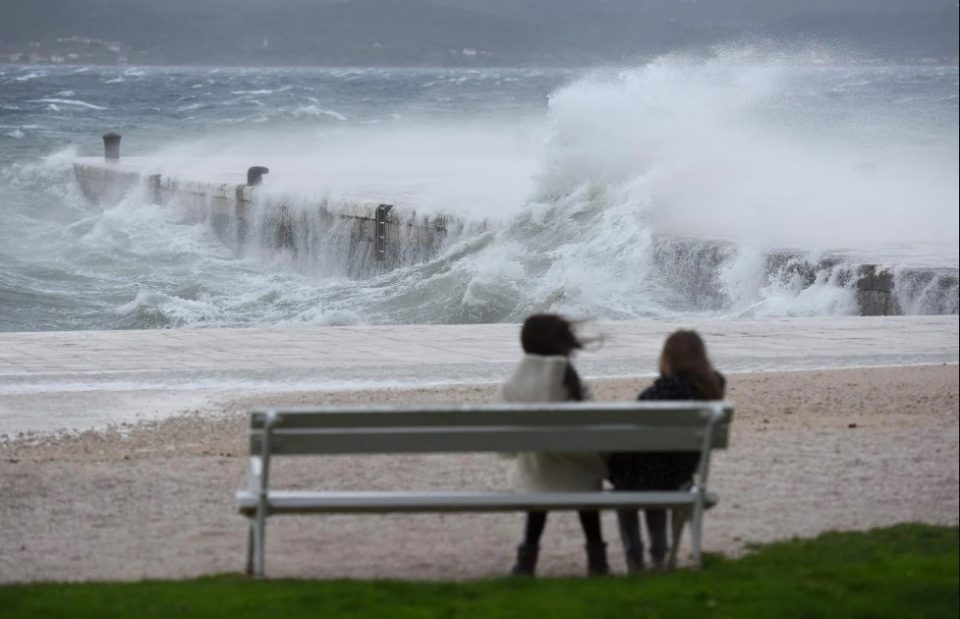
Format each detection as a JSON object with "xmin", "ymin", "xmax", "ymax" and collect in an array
[
  {"xmin": 148, "ymin": 174, "xmax": 162, "ymax": 205},
  {"xmin": 375, "ymin": 204, "xmax": 393, "ymax": 261},
  {"xmin": 247, "ymin": 166, "xmax": 269, "ymax": 186},
  {"xmin": 103, "ymin": 132, "xmax": 121, "ymax": 161}
]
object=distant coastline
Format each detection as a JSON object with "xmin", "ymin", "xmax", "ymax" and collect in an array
[
  {"xmin": 3, "ymin": 57, "xmax": 960, "ymax": 70},
  {"xmin": 2, "ymin": 0, "xmax": 957, "ymax": 69}
]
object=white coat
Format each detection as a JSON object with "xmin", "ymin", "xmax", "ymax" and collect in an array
[{"xmin": 498, "ymin": 354, "xmax": 607, "ymax": 492}]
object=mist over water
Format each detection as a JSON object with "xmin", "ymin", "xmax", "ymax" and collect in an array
[
  {"xmin": 1, "ymin": 50, "xmax": 957, "ymax": 331},
  {"xmin": 543, "ymin": 49, "xmax": 958, "ymax": 259}
]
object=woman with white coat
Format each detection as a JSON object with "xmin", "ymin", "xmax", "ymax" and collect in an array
[{"xmin": 500, "ymin": 314, "xmax": 609, "ymax": 576}]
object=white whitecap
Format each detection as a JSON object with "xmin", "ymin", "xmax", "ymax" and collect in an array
[
  {"xmin": 291, "ymin": 105, "xmax": 348, "ymax": 120},
  {"xmin": 14, "ymin": 71, "xmax": 46, "ymax": 82},
  {"xmin": 29, "ymin": 98, "xmax": 107, "ymax": 110}
]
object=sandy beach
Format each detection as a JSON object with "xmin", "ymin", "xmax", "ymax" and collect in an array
[{"xmin": 0, "ymin": 364, "xmax": 957, "ymax": 582}]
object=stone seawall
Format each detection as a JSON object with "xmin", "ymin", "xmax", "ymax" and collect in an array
[
  {"xmin": 649, "ymin": 238, "xmax": 958, "ymax": 317},
  {"xmin": 72, "ymin": 158, "xmax": 957, "ymax": 317},
  {"xmin": 73, "ymin": 159, "xmax": 478, "ymax": 276}
]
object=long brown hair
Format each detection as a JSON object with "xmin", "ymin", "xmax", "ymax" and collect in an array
[{"xmin": 659, "ymin": 330, "xmax": 723, "ymax": 399}]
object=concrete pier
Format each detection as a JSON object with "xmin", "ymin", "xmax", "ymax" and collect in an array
[
  {"xmin": 651, "ymin": 238, "xmax": 958, "ymax": 317},
  {"xmin": 71, "ymin": 143, "xmax": 957, "ymax": 316},
  {"xmin": 73, "ymin": 157, "xmax": 477, "ymax": 273}
]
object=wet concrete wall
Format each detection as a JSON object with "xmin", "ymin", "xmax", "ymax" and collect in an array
[
  {"xmin": 73, "ymin": 161, "xmax": 957, "ymax": 316},
  {"xmin": 73, "ymin": 161, "xmax": 473, "ymax": 277}
]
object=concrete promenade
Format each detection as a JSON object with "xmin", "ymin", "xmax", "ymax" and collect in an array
[{"xmin": 1, "ymin": 316, "xmax": 957, "ymax": 435}]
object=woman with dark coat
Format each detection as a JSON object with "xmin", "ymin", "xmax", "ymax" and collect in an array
[{"xmin": 606, "ymin": 330, "xmax": 725, "ymax": 572}]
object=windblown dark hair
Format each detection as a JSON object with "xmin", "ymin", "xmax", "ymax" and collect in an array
[
  {"xmin": 520, "ymin": 313, "xmax": 585, "ymax": 401},
  {"xmin": 658, "ymin": 330, "xmax": 723, "ymax": 400}
]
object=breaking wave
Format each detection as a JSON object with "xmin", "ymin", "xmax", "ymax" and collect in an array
[{"xmin": 0, "ymin": 52, "xmax": 957, "ymax": 330}]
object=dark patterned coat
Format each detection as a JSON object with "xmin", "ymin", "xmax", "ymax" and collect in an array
[{"xmin": 606, "ymin": 372, "xmax": 725, "ymax": 491}]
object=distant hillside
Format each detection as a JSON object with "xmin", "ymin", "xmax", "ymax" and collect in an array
[{"xmin": 1, "ymin": 0, "xmax": 956, "ymax": 66}]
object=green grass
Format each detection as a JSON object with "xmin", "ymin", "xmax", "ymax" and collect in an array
[{"xmin": 1, "ymin": 524, "xmax": 957, "ymax": 619}]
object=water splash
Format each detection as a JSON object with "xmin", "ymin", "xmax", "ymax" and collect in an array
[{"xmin": 1, "ymin": 55, "xmax": 956, "ymax": 330}]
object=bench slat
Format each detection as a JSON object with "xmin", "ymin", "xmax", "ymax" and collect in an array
[
  {"xmin": 237, "ymin": 490, "xmax": 718, "ymax": 515},
  {"xmin": 251, "ymin": 425, "xmax": 728, "ymax": 455},
  {"xmin": 250, "ymin": 403, "xmax": 732, "ymax": 430}
]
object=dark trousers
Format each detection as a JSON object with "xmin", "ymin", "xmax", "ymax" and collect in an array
[
  {"xmin": 522, "ymin": 510, "xmax": 603, "ymax": 546},
  {"xmin": 617, "ymin": 508, "xmax": 667, "ymax": 562}
]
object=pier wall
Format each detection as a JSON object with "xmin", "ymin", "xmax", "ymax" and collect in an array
[
  {"xmin": 650, "ymin": 238, "xmax": 957, "ymax": 317},
  {"xmin": 73, "ymin": 160, "xmax": 957, "ymax": 317},
  {"xmin": 73, "ymin": 160, "xmax": 477, "ymax": 277}
]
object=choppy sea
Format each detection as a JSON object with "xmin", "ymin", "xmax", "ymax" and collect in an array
[{"xmin": 2, "ymin": 50, "xmax": 958, "ymax": 332}]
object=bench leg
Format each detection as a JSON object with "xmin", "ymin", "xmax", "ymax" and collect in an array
[
  {"xmin": 668, "ymin": 507, "xmax": 688, "ymax": 570},
  {"xmin": 251, "ymin": 507, "xmax": 267, "ymax": 577},
  {"xmin": 245, "ymin": 519, "xmax": 255, "ymax": 576},
  {"xmin": 690, "ymin": 500, "xmax": 705, "ymax": 569}
]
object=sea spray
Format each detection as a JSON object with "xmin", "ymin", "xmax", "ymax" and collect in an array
[{"xmin": 0, "ymin": 58, "xmax": 956, "ymax": 330}]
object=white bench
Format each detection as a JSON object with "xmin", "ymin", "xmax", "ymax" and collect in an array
[{"xmin": 236, "ymin": 401, "xmax": 733, "ymax": 577}]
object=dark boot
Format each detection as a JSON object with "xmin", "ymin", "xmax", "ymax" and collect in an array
[
  {"xmin": 617, "ymin": 509, "xmax": 644, "ymax": 574},
  {"xmin": 645, "ymin": 509, "xmax": 669, "ymax": 571},
  {"xmin": 510, "ymin": 544, "xmax": 539, "ymax": 576},
  {"xmin": 585, "ymin": 542, "xmax": 610, "ymax": 576}
]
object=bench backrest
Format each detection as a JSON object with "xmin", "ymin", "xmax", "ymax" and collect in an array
[{"xmin": 248, "ymin": 401, "xmax": 733, "ymax": 456}]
